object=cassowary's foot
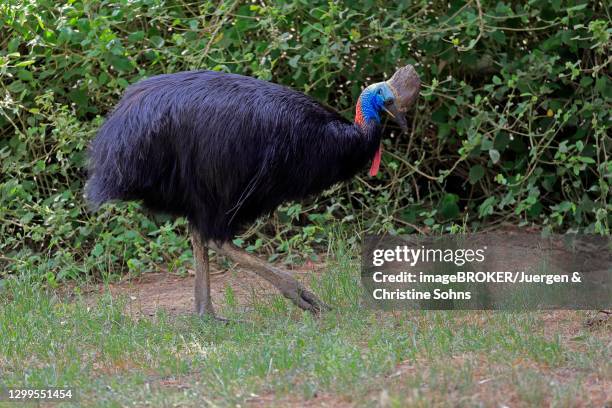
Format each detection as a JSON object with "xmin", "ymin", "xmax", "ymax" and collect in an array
[
  {"xmin": 209, "ymin": 242, "xmax": 331, "ymax": 314},
  {"xmin": 584, "ymin": 310, "xmax": 611, "ymax": 328}
]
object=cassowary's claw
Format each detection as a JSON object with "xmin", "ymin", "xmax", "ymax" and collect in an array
[
  {"xmin": 301, "ymin": 289, "xmax": 332, "ymax": 314},
  {"xmin": 584, "ymin": 310, "xmax": 611, "ymax": 328},
  {"xmin": 277, "ymin": 284, "xmax": 331, "ymax": 315}
]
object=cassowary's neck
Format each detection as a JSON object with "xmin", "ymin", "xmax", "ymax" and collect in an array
[
  {"xmin": 354, "ymin": 89, "xmax": 383, "ymax": 176},
  {"xmin": 354, "ymin": 91, "xmax": 381, "ymax": 129}
]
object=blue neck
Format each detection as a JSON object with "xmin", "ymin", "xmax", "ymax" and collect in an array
[{"xmin": 359, "ymin": 89, "xmax": 382, "ymax": 123}]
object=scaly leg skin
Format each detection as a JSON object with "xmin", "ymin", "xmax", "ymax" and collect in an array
[
  {"xmin": 209, "ymin": 242, "xmax": 330, "ymax": 314},
  {"xmin": 191, "ymin": 230, "xmax": 226, "ymax": 321}
]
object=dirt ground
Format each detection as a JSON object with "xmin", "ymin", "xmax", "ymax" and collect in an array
[{"xmin": 81, "ymin": 258, "xmax": 325, "ymax": 318}]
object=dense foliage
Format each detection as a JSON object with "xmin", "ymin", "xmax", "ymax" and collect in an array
[{"xmin": 1, "ymin": 0, "xmax": 610, "ymax": 280}]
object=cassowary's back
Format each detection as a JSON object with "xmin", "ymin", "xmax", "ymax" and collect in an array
[{"xmin": 86, "ymin": 71, "xmax": 378, "ymax": 241}]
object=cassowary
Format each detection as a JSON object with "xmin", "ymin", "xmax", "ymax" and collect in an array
[{"xmin": 86, "ymin": 65, "xmax": 420, "ymax": 318}]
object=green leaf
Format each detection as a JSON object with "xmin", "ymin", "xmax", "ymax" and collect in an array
[
  {"xmin": 150, "ymin": 36, "xmax": 165, "ymax": 48},
  {"xmin": 580, "ymin": 76, "xmax": 593, "ymax": 87},
  {"xmin": 577, "ymin": 157, "xmax": 596, "ymax": 164},
  {"xmin": 478, "ymin": 197, "xmax": 497, "ymax": 218},
  {"xmin": 493, "ymin": 132, "xmax": 510, "ymax": 151},
  {"xmin": 92, "ymin": 244, "xmax": 104, "ymax": 257},
  {"xmin": 438, "ymin": 193, "xmax": 460, "ymax": 219},
  {"xmin": 7, "ymin": 80, "xmax": 25, "ymax": 92},
  {"xmin": 108, "ymin": 55, "xmax": 133, "ymax": 72},
  {"xmin": 15, "ymin": 60, "xmax": 35, "ymax": 67},
  {"xmin": 437, "ymin": 123, "xmax": 451, "ymax": 139},
  {"xmin": 489, "ymin": 149, "xmax": 500, "ymax": 164},
  {"xmin": 469, "ymin": 165, "xmax": 485, "ymax": 184},
  {"xmin": 17, "ymin": 69, "xmax": 33, "ymax": 81},
  {"xmin": 431, "ymin": 107, "xmax": 448, "ymax": 124},
  {"xmin": 288, "ymin": 55, "xmax": 300, "ymax": 68},
  {"xmin": 128, "ymin": 31, "xmax": 145, "ymax": 42},
  {"xmin": 68, "ymin": 89, "xmax": 88, "ymax": 108}
]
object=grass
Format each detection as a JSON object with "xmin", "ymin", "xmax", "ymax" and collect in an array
[{"xmin": 0, "ymin": 241, "xmax": 610, "ymax": 407}]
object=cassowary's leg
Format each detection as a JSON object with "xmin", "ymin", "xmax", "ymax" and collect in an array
[
  {"xmin": 191, "ymin": 231, "xmax": 215, "ymax": 317},
  {"xmin": 209, "ymin": 242, "xmax": 330, "ymax": 314}
]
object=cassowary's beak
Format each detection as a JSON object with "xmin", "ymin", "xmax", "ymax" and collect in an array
[{"xmin": 384, "ymin": 64, "xmax": 421, "ymax": 134}]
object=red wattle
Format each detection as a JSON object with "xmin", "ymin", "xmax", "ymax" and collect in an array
[{"xmin": 369, "ymin": 145, "xmax": 382, "ymax": 177}]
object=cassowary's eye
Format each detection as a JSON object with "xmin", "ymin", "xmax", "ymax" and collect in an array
[{"xmin": 384, "ymin": 99, "xmax": 394, "ymax": 106}]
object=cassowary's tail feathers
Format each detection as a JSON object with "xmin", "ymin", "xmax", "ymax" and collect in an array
[
  {"xmin": 85, "ymin": 80, "xmax": 179, "ymax": 214},
  {"xmin": 84, "ymin": 173, "xmax": 122, "ymax": 210},
  {"xmin": 85, "ymin": 108, "xmax": 146, "ymax": 210}
]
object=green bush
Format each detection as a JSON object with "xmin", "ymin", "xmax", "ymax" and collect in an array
[{"xmin": 1, "ymin": 0, "xmax": 610, "ymax": 280}]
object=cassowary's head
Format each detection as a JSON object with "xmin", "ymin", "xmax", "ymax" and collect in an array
[{"xmin": 356, "ymin": 65, "xmax": 420, "ymax": 133}]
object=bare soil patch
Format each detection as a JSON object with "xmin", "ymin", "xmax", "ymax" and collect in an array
[{"xmin": 79, "ymin": 258, "xmax": 325, "ymax": 318}]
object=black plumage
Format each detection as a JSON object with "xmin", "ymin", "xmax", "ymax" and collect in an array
[{"xmin": 86, "ymin": 70, "xmax": 381, "ymax": 242}]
